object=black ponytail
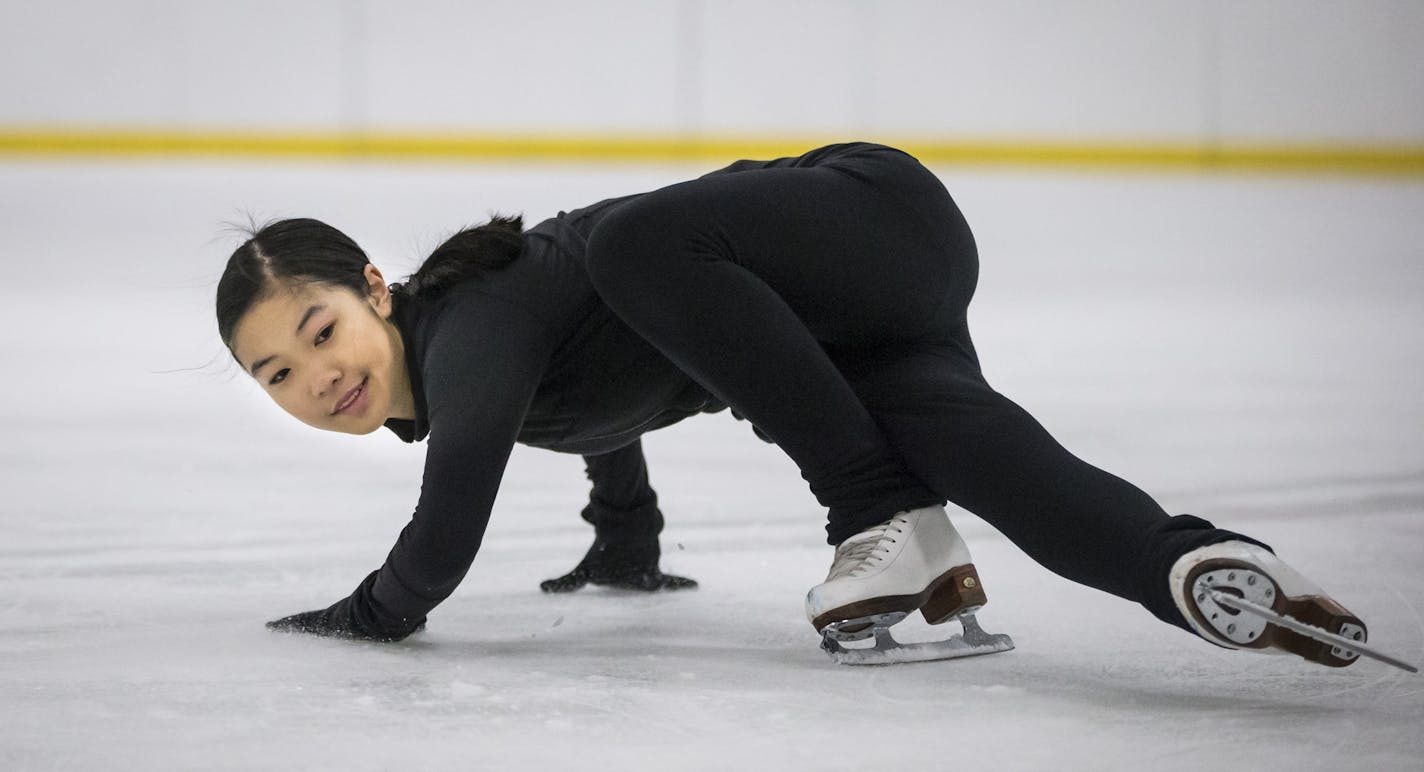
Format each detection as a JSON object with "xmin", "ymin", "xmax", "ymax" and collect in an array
[{"xmin": 399, "ymin": 215, "xmax": 525, "ymax": 300}]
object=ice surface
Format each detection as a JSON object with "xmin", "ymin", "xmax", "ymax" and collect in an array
[{"xmin": 1, "ymin": 159, "xmax": 1421, "ymax": 770}]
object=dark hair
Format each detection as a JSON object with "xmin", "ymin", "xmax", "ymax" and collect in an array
[
  {"xmin": 400, "ymin": 214, "xmax": 524, "ymax": 300},
  {"xmin": 215, "ymin": 215, "xmax": 525, "ymax": 350},
  {"xmin": 215, "ymin": 218, "xmax": 371, "ymax": 349}
]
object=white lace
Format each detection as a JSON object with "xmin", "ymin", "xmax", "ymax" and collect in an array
[{"xmin": 827, "ymin": 516, "xmax": 907, "ymax": 580}]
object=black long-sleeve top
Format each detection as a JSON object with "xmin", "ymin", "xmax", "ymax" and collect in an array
[
  {"xmin": 334, "ymin": 147, "xmax": 872, "ymax": 638},
  {"xmin": 341, "ymin": 193, "xmax": 727, "ymax": 637}
]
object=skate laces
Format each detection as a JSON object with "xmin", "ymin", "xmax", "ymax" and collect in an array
[{"xmin": 828, "ymin": 517, "xmax": 907, "ymax": 580}]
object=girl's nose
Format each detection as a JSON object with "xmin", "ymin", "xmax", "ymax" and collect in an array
[{"xmin": 310, "ymin": 365, "xmax": 342, "ymax": 399}]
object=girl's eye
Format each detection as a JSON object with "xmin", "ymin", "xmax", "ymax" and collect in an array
[
  {"xmin": 315, "ymin": 322, "xmax": 334, "ymax": 345},
  {"xmin": 269, "ymin": 368, "xmax": 290, "ymax": 386}
]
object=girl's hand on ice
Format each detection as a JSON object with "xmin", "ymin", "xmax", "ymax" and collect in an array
[
  {"xmin": 266, "ymin": 607, "xmax": 348, "ymax": 637},
  {"xmin": 540, "ymin": 565, "xmax": 698, "ymax": 593},
  {"xmin": 540, "ymin": 500, "xmax": 698, "ymax": 593},
  {"xmin": 266, "ymin": 599, "xmax": 425, "ymax": 642}
]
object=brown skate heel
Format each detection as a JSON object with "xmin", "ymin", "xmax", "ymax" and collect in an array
[
  {"xmin": 810, "ymin": 564, "xmax": 986, "ymax": 634},
  {"xmin": 1269, "ymin": 595, "xmax": 1367, "ymax": 667},
  {"xmin": 1187, "ymin": 558, "xmax": 1366, "ymax": 668},
  {"xmin": 921, "ymin": 564, "xmax": 988, "ymax": 625}
]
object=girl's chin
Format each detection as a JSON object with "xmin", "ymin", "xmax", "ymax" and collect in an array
[
  {"xmin": 335, "ymin": 405, "xmax": 389, "ymax": 435},
  {"xmin": 321, "ymin": 417, "xmax": 386, "ymax": 436}
]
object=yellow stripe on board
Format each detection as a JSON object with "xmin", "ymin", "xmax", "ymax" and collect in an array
[{"xmin": 1, "ymin": 128, "xmax": 1422, "ymax": 176}]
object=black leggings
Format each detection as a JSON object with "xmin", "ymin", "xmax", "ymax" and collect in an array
[{"xmin": 584, "ymin": 143, "xmax": 1258, "ymax": 629}]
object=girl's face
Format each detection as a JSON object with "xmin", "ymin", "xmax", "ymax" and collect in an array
[{"xmin": 230, "ymin": 265, "xmax": 413, "ymax": 435}]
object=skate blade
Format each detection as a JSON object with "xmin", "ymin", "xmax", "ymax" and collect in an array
[
  {"xmin": 1207, "ymin": 590, "xmax": 1419, "ymax": 674},
  {"xmin": 821, "ymin": 614, "xmax": 1014, "ymax": 666}
]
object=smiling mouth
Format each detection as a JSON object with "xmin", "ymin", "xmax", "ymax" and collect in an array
[{"xmin": 332, "ymin": 377, "xmax": 368, "ymax": 415}]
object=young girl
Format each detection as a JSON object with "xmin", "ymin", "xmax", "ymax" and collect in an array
[{"xmin": 217, "ymin": 142, "xmax": 1367, "ymax": 667}]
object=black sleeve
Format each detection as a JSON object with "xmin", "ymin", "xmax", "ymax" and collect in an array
[
  {"xmin": 340, "ymin": 293, "xmax": 559, "ymax": 639},
  {"xmin": 582, "ymin": 439, "xmax": 657, "ymax": 513},
  {"xmin": 577, "ymin": 439, "xmax": 664, "ymax": 565}
]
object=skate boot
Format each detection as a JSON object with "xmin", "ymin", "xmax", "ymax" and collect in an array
[
  {"xmin": 806, "ymin": 506, "xmax": 1013, "ymax": 665},
  {"xmin": 1170, "ymin": 541, "xmax": 1367, "ymax": 668}
]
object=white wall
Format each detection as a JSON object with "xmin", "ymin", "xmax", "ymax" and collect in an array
[{"xmin": 1, "ymin": 0, "xmax": 1421, "ymax": 144}]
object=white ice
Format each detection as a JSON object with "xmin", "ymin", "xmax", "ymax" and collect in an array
[{"xmin": 1, "ymin": 159, "xmax": 1422, "ymax": 771}]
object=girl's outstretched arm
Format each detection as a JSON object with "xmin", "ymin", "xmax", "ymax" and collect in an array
[{"xmin": 267, "ymin": 289, "xmax": 558, "ymax": 641}]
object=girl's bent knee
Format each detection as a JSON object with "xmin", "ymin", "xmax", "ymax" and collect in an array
[
  {"xmin": 586, "ymin": 192, "xmax": 709, "ymax": 295},
  {"xmin": 586, "ymin": 199, "xmax": 663, "ymax": 280}
]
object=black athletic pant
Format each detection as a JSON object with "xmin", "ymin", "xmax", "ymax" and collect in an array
[{"xmin": 585, "ymin": 142, "xmax": 1260, "ymax": 630}]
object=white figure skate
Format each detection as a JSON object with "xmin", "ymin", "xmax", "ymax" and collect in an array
[
  {"xmin": 806, "ymin": 506, "xmax": 1013, "ymax": 665},
  {"xmin": 1171, "ymin": 540, "xmax": 1416, "ymax": 672}
]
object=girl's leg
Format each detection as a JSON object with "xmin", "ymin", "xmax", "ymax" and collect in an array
[
  {"xmin": 585, "ymin": 145, "xmax": 965, "ymax": 542},
  {"xmin": 587, "ymin": 142, "xmax": 1260, "ymax": 631},
  {"xmin": 846, "ymin": 335, "xmax": 1265, "ymax": 629}
]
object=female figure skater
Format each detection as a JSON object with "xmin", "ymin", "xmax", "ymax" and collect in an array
[{"xmin": 217, "ymin": 142, "xmax": 1367, "ymax": 667}]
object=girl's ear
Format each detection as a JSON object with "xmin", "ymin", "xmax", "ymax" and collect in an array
[{"xmin": 363, "ymin": 263, "xmax": 393, "ymax": 319}]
